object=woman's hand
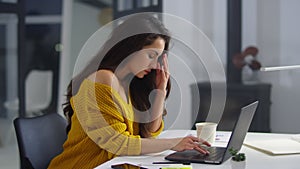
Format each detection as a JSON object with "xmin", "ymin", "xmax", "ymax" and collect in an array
[
  {"xmin": 156, "ymin": 54, "xmax": 169, "ymax": 92},
  {"xmin": 171, "ymin": 135, "xmax": 211, "ymax": 154}
]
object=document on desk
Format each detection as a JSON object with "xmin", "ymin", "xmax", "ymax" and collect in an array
[{"xmin": 244, "ymin": 138, "xmax": 300, "ymax": 155}]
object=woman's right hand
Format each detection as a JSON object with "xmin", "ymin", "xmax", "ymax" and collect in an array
[{"xmin": 171, "ymin": 135, "xmax": 211, "ymax": 154}]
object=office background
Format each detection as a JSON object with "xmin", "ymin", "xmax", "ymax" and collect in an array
[{"xmin": 0, "ymin": 0, "xmax": 299, "ymax": 168}]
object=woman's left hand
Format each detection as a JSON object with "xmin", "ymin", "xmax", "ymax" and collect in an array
[{"xmin": 155, "ymin": 53, "xmax": 169, "ymax": 92}]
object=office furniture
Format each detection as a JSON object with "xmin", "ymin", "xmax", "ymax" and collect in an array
[
  {"xmin": 191, "ymin": 82, "xmax": 272, "ymax": 132},
  {"xmin": 96, "ymin": 130, "xmax": 300, "ymax": 169},
  {"xmin": 13, "ymin": 113, "xmax": 67, "ymax": 169}
]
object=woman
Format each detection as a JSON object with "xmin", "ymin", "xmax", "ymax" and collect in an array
[{"xmin": 48, "ymin": 14, "xmax": 210, "ymax": 169}]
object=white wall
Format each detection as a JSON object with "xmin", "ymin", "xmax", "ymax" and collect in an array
[
  {"xmin": 276, "ymin": 0, "xmax": 300, "ymax": 133},
  {"xmin": 70, "ymin": 2, "xmax": 102, "ymax": 73},
  {"xmin": 163, "ymin": 0, "xmax": 227, "ymax": 129},
  {"xmin": 243, "ymin": 0, "xmax": 300, "ymax": 133},
  {"xmin": 59, "ymin": 1, "xmax": 102, "ymax": 115}
]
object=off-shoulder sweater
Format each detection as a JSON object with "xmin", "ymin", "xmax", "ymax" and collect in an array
[{"xmin": 48, "ymin": 79, "xmax": 164, "ymax": 169}]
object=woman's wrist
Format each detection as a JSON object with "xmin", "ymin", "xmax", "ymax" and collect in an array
[{"xmin": 155, "ymin": 89, "xmax": 167, "ymax": 98}]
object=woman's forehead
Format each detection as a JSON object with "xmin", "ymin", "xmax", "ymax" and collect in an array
[
  {"xmin": 142, "ymin": 38, "xmax": 165, "ymax": 54},
  {"xmin": 140, "ymin": 48, "xmax": 164, "ymax": 57}
]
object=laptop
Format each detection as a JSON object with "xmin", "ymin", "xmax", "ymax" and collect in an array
[{"xmin": 165, "ymin": 101, "xmax": 259, "ymax": 165}]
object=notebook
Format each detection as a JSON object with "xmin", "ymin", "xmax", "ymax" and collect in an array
[
  {"xmin": 244, "ymin": 138, "xmax": 300, "ymax": 155},
  {"xmin": 165, "ymin": 101, "xmax": 258, "ymax": 165}
]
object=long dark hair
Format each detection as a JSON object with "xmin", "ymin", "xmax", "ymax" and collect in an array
[{"xmin": 63, "ymin": 14, "xmax": 171, "ymax": 138}]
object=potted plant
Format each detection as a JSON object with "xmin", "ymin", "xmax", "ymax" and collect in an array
[{"xmin": 229, "ymin": 148, "xmax": 246, "ymax": 169}]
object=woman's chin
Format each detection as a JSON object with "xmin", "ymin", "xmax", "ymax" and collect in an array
[
  {"xmin": 136, "ymin": 75, "xmax": 144, "ymax": 79},
  {"xmin": 135, "ymin": 72, "xmax": 146, "ymax": 79}
]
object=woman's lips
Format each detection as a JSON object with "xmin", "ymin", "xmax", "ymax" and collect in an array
[{"xmin": 144, "ymin": 70, "xmax": 151, "ymax": 74}]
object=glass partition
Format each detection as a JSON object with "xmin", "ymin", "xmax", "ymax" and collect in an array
[{"xmin": 0, "ymin": 13, "xmax": 18, "ymax": 146}]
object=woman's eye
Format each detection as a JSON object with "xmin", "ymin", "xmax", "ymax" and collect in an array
[{"xmin": 148, "ymin": 54, "xmax": 155, "ymax": 59}]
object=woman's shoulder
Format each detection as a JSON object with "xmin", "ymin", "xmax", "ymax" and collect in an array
[{"xmin": 86, "ymin": 69, "xmax": 120, "ymax": 90}]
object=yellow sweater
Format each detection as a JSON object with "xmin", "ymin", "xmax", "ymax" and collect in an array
[{"xmin": 48, "ymin": 79, "xmax": 164, "ymax": 169}]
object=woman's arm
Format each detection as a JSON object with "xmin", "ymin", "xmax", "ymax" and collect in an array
[
  {"xmin": 146, "ymin": 89, "xmax": 166, "ymax": 133},
  {"xmin": 141, "ymin": 135, "xmax": 211, "ymax": 154},
  {"xmin": 146, "ymin": 54, "xmax": 169, "ymax": 132}
]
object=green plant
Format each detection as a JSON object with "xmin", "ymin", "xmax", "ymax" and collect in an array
[{"xmin": 229, "ymin": 148, "xmax": 246, "ymax": 162}]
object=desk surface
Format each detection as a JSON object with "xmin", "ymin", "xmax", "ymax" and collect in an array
[{"xmin": 95, "ymin": 130, "xmax": 300, "ymax": 169}]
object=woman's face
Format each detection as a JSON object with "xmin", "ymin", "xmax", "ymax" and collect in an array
[{"xmin": 128, "ymin": 37, "xmax": 165, "ymax": 78}]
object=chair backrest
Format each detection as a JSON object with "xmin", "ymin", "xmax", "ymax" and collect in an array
[{"xmin": 14, "ymin": 113, "xmax": 67, "ymax": 169}]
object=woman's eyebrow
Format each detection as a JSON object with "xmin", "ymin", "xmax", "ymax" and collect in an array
[{"xmin": 146, "ymin": 49, "xmax": 159, "ymax": 56}]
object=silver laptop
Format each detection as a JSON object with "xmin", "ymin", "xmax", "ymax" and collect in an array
[{"xmin": 165, "ymin": 101, "xmax": 259, "ymax": 165}]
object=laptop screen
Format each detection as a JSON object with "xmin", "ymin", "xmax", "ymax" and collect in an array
[{"xmin": 222, "ymin": 101, "xmax": 258, "ymax": 161}]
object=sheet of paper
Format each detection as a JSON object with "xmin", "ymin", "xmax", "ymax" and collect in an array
[
  {"xmin": 213, "ymin": 131, "xmax": 231, "ymax": 147},
  {"xmin": 215, "ymin": 132, "xmax": 231, "ymax": 142},
  {"xmin": 291, "ymin": 134, "xmax": 300, "ymax": 142},
  {"xmin": 244, "ymin": 139, "xmax": 300, "ymax": 155}
]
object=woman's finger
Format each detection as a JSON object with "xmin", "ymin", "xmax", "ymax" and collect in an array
[
  {"xmin": 163, "ymin": 54, "xmax": 169, "ymax": 77},
  {"xmin": 194, "ymin": 145, "xmax": 210, "ymax": 154},
  {"xmin": 163, "ymin": 54, "xmax": 169, "ymax": 71},
  {"xmin": 156, "ymin": 62, "xmax": 162, "ymax": 76},
  {"xmin": 188, "ymin": 136, "xmax": 210, "ymax": 154},
  {"xmin": 157, "ymin": 62, "xmax": 161, "ymax": 71},
  {"xmin": 188, "ymin": 136, "xmax": 201, "ymax": 143},
  {"xmin": 201, "ymin": 140, "xmax": 211, "ymax": 147}
]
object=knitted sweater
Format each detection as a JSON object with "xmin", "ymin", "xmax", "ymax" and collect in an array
[{"xmin": 48, "ymin": 79, "xmax": 164, "ymax": 169}]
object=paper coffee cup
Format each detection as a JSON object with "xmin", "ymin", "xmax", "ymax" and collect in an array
[{"xmin": 195, "ymin": 122, "xmax": 218, "ymax": 145}]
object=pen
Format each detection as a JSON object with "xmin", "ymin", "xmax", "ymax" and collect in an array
[{"xmin": 153, "ymin": 161, "xmax": 191, "ymax": 165}]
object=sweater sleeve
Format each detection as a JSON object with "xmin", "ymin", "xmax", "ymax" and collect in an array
[
  {"xmin": 71, "ymin": 80, "xmax": 141, "ymax": 156},
  {"xmin": 149, "ymin": 121, "xmax": 164, "ymax": 138}
]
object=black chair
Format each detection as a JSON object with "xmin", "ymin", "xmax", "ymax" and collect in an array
[{"xmin": 14, "ymin": 113, "xmax": 67, "ymax": 169}]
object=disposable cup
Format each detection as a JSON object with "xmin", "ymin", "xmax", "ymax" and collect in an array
[{"xmin": 195, "ymin": 122, "xmax": 218, "ymax": 145}]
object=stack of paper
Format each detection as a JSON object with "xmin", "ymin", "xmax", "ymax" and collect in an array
[{"xmin": 244, "ymin": 139, "xmax": 300, "ymax": 155}]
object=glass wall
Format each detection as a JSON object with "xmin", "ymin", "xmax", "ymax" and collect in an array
[
  {"xmin": 0, "ymin": 13, "xmax": 18, "ymax": 146},
  {"xmin": 0, "ymin": 1, "xmax": 61, "ymax": 168}
]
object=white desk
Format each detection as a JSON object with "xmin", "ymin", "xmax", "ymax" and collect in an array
[{"xmin": 95, "ymin": 130, "xmax": 300, "ymax": 169}]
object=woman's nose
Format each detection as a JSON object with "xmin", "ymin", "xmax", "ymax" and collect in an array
[{"xmin": 150, "ymin": 61, "xmax": 157, "ymax": 69}]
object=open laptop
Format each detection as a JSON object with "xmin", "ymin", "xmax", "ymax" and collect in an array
[{"xmin": 165, "ymin": 101, "xmax": 259, "ymax": 165}]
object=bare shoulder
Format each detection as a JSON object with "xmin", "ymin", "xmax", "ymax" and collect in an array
[{"xmin": 87, "ymin": 69, "xmax": 120, "ymax": 89}]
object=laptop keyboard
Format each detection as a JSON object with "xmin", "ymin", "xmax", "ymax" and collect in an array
[
  {"xmin": 165, "ymin": 147, "xmax": 226, "ymax": 164},
  {"xmin": 191, "ymin": 147, "xmax": 226, "ymax": 161}
]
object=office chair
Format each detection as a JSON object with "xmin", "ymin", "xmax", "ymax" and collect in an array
[{"xmin": 14, "ymin": 113, "xmax": 67, "ymax": 169}]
